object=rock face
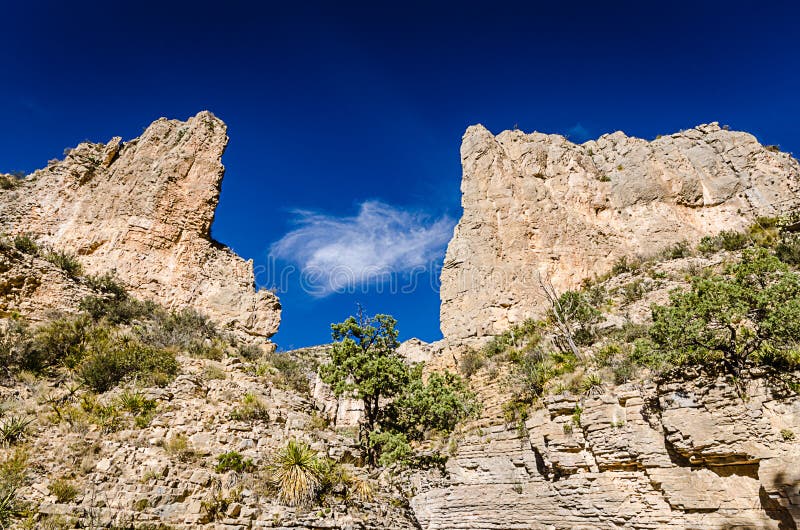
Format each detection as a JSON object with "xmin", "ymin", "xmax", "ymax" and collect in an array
[
  {"xmin": 0, "ymin": 112, "xmax": 280, "ymax": 338},
  {"xmin": 441, "ymin": 123, "xmax": 800, "ymax": 339},
  {"xmin": 408, "ymin": 374, "xmax": 800, "ymax": 529}
]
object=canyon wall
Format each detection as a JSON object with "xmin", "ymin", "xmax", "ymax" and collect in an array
[
  {"xmin": 0, "ymin": 112, "xmax": 280, "ymax": 339},
  {"xmin": 441, "ymin": 123, "xmax": 800, "ymax": 339}
]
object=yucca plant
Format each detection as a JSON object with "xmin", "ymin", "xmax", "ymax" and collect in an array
[
  {"xmin": 271, "ymin": 440, "xmax": 321, "ymax": 506},
  {"xmin": 0, "ymin": 487, "xmax": 19, "ymax": 528},
  {"xmin": 0, "ymin": 416, "xmax": 32, "ymax": 445},
  {"xmin": 580, "ymin": 373, "xmax": 604, "ymax": 396}
]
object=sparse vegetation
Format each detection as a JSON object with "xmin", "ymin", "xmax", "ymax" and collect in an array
[
  {"xmin": 215, "ymin": 451, "xmax": 255, "ymax": 473},
  {"xmin": 781, "ymin": 428, "xmax": 795, "ymax": 441},
  {"xmin": 48, "ymin": 478, "xmax": 79, "ymax": 503},
  {"xmin": 164, "ymin": 434, "xmax": 196, "ymax": 463},
  {"xmin": 0, "ymin": 416, "xmax": 33, "ymax": 445},
  {"xmin": 230, "ymin": 393, "xmax": 270, "ymax": 423},
  {"xmin": 43, "ymin": 249, "xmax": 83, "ymax": 278},
  {"xmin": 12, "ymin": 235, "xmax": 38, "ymax": 255}
]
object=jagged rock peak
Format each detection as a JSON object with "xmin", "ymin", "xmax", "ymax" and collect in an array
[
  {"xmin": 441, "ymin": 121, "xmax": 800, "ymax": 340},
  {"xmin": 0, "ymin": 111, "xmax": 280, "ymax": 339}
]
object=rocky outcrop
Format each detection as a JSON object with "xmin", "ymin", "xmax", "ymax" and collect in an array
[
  {"xmin": 441, "ymin": 123, "xmax": 800, "ymax": 339},
  {"xmin": 0, "ymin": 112, "xmax": 280, "ymax": 338},
  {"xmin": 407, "ymin": 373, "xmax": 800, "ymax": 529}
]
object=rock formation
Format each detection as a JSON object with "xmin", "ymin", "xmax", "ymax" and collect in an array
[
  {"xmin": 407, "ymin": 373, "xmax": 800, "ymax": 529},
  {"xmin": 441, "ymin": 123, "xmax": 800, "ymax": 339},
  {"xmin": 0, "ymin": 112, "xmax": 280, "ymax": 339}
]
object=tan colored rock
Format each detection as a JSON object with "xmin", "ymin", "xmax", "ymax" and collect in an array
[
  {"xmin": 0, "ymin": 111, "xmax": 279, "ymax": 338},
  {"xmin": 441, "ymin": 122, "xmax": 800, "ymax": 339},
  {"xmin": 408, "ymin": 373, "xmax": 800, "ymax": 529}
]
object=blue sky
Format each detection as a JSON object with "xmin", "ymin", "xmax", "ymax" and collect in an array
[{"xmin": 2, "ymin": 1, "xmax": 800, "ymax": 348}]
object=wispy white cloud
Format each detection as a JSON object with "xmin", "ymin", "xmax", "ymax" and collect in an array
[{"xmin": 270, "ymin": 201, "xmax": 455, "ymax": 296}]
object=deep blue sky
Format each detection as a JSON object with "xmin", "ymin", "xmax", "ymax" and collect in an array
[{"xmin": 2, "ymin": 1, "xmax": 800, "ymax": 348}]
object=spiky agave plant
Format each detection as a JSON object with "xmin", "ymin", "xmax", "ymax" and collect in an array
[{"xmin": 272, "ymin": 440, "xmax": 321, "ymax": 506}]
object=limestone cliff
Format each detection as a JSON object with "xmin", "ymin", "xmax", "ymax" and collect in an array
[
  {"xmin": 441, "ymin": 123, "xmax": 800, "ymax": 339},
  {"xmin": 407, "ymin": 373, "xmax": 800, "ymax": 530},
  {"xmin": 0, "ymin": 112, "xmax": 280, "ymax": 338}
]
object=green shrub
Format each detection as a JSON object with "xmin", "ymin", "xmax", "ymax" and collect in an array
[
  {"xmin": 43, "ymin": 249, "xmax": 83, "ymax": 278},
  {"xmin": 138, "ymin": 307, "xmax": 220, "ymax": 355},
  {"xmin": 775, "ymin": 233, "xmax": 800, "ymax": 265},
  {"xmin": 12, "ymin": 235, "xmax": 38, "ymax": 255},
  {"xmin": 165, "ymin": 434, "xmax": 196, "ymax": 462},
  {"xmin": 0, "ymin": 174, "xmax": 21, "ymax": 190},
  {"xmin": 459, "ymin": 348, "xmax": 486, "ymax": 377},
  {"xmin": 28, "ymin": 316, "xmax": 101, "ymax": 372},
  {"xmin": 369, "ymin": 431, "xmax": 412, "ymax": 467},
  {"xmin": 386, "ymin": 367, "xmax": 479, "ymax": 440},
  {"xmin": 0, "ymin": 320, "xmax": 32, "ymax": 374},
  {"xmin": 719, "ymin": 230, "xmax": 750, "ymax": 251},
  {"xmin": 611, "ymin": 256, "xmax": 640, "ymax": 275},
  {"xmin": 650, "ymin": 248, "xmax": 800, "ymax": 376},
  {"xmin": 215, "ymin": 451, "xmax": 255, "ymax": 473},
  {"xmin": 696, "ymin": 235, "xmax": 722, "ymax": 255},
  {"xmin": 230, "ymin": 393, "xmax": 270, "ymax": 423},
  {"xmin": 661, "ymin": 240, "xmax": 691, "ymax": 260},
  {"xmin": 81, "ymin": 273, "xmax": 156, "ymax": 325},
  {"xmin": 265, "ymin": 352, "xmax": 310, "ymax": 393},
  {"xmin": 48, "ymin": 478, "xmax": 79, "ymax": 503},
  {"xmin": 781, "ymin": 429, "xmax": 796, "ymax": 441},
  {"xmin": 78, "ymin": 339, "xmax": 177, "ymax": 392},
  {"xmin": 580, "ymin": 373, "xmax": 604, "ymax": 395},
  {"xmin": 0, "ymin": 448, "xmax": 28, "ymax": 491},
  {"xmin": 619, "ymin": 279, "xmax": 646, "ymax": 304}
]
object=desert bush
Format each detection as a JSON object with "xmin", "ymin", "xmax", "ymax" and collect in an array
[
  {"xmin": 0, "ymin": 174, "xmax": 21, "ymax": 190},
  {"xmin": 28, "ymin": 316, "xmax": 101, "ymax": 372},
  {"xmin": 48, "ymin": 478, "xmax": 79, "ymax": 503},
  {"xmin": 165, "ymin": 434, "xmax": 196, "ymax": 462},
  {"xmin": 81, "ymin": 273, "xmax": 156, "ymax": 325},
  {"xmin": 459, "ymin": 348, "xmax": 486, "ymax": 377},
  {"xmin": 386, "ymin": 366, "xmax": 479, "ymax": 440},
  {"xmin": 650, "ymin": 248, "xmax": 800, "ymax": 376},
  {"xmin": 138, "ymin": 307, "xmax": 220, "ymax": 355},
  {"xmin": 43, "ymin": 249, "xmax": 83, "ymax": 278},
  {"xmin": 775, "ymin": 232, "xmax": 800, "ymax": 265},
  {"xmin": 264, "ymin": 352, "xmax": 310, "ymax": 393},
  {"xmin": 230, "ymin": 393, "xmax": 270, "ymax": 423},
  {"xmin": 78, "ymin": 338, "xmax": 177, "ymax": 392},
  {"xmin": 619, "ymin": 278, "xmax": 647, "ymax": 304},
  {"xmin": 0, "ymin": 320, "xmax": 32, "ymax": 374},
  {"xmin": 12, "ymin": 235, "xmax": 38, "ymax": 255},
  {"xmin": 368, "ymin": 431, "xmax": 411, "ymax": 467},
  {"xmin": 660, "ymin": 240, "xmax": 691, "ymax": 260},
  {"xmin": 0, "ymin": 448, "xmax": 28, "ymax": 491},
  {"xmin": 580, "ymin": 373, "xmax": 604, "ymax": 395},
  {"xmin": 215, "ymin": 451, "xmax": 255, "ymax": 473},
  {"xmin": 611, "ymin": 256, "xmax": 640, "ymax": 275}
]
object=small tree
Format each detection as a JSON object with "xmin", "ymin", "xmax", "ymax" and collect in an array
[
  {"xmin": 320, "ymin": 310, "xmax": 409, "ymax": 463},
  {"xmin": 321, "ymin": 309, "xmax": 478, "ymax": 466},
  {"xmin": 650, "ymin": 248, "xmax": 800, "ymax": 377}
]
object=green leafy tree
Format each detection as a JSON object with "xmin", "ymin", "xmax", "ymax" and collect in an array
[
  {"xmin": 321, "ymin": 309, "xmax": 478, "ymax": 466},
  {"xmin": 650, "ymin": 248, "xmax": 800, "ymax": 376},
  {"xmin": 320, "ymin": 310, "xmax": 409, "ymax": 461}
]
